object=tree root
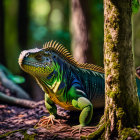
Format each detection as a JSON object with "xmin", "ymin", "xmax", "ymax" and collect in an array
[
  {"xmin": 81, "ymin": 116, "xmax": 105, "ymax": 140},
  {"xmin": 0, "ymin": 92, "xmax": 37, "ymax": 108},
  {"xmin": 81, "ymin": 122, "xmax": 105, "ymax": 140},
  {"xmin": 81, "ymin": 121, "xmax": 140, "ymax": 140}
]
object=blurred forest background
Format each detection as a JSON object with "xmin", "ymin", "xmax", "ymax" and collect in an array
[{"xmin": 0, "ymin": 0, "xmax": 140, "ymax": 100}]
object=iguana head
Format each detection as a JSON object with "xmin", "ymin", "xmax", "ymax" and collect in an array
[
  {"xmin": 19, "ymin": 41, "xmax": 104, "ymax": 78},
  {"xmin": 19, "ymin": 48, "xmax": 56, "ymax": 77}
]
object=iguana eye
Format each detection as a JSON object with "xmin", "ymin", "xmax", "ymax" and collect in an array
[
  {"xmin": 46, "ymin": 57, "xmax": 50, "ymax": 61},
  {"xmin": 53, "ymin": 55, "xmax": 56, "ymax": 59},
  {"xmin": 35, "ymin": 54, "xmax": 42, "ymax": 61}
]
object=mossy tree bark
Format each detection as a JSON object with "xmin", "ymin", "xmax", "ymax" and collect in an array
[
  {"xmin": 83, "ymin": 0, "xmax": 140, "ymax": 139},
  {"xmin": 104, "ymin": 0, "xmax": 140, "ymax": 139}
]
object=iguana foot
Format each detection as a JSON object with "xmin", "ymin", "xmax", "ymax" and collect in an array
[
  {"xmin": 35, "ymin": 115, "xmax": 61, "ymax": 128},
  {"xmin": 71, "ymin": 125, "xmax": 83, "ymax": 135},
  {"xmin": 71, "ymin": 125, "xmax": 95, "ymax": 136}
]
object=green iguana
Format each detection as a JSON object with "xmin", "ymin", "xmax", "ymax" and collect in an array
[{"xmin": 18, "ymin": 41, "xmax": 140, "ymax": 131}]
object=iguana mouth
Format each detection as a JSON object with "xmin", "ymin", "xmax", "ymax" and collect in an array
[
  {"xmin": 19, "ymin": 59, "xmax": 53, "ymax": 76},
  {"xmin": 22, "ymin": 60, "xmax": 47, "ymax": 68}
]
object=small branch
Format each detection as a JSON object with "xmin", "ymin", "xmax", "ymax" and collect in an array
[
  {"xmin": 0, "ymin": 70, "xmax": 30, "ymax": 99},
  {"xmin": 0, "ymin": 92, "xmax": 37, "ymax": 108}
]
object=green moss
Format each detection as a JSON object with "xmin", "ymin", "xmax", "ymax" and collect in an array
[
  {"xmin": 106, "ymin": 34, "xmax": 112, "ymax": 40},
  {"xmin": 111, "ymin": 53, "xmax": 118, "ymax": 62},
  {"xmin": 117, "ymin": 120, "xmax": 123, "ymax": 134},
  {"xmin": 137, "ymin": 125, "xmax": 140, "ymax": 130},
  {"xmin": 109, "ymin": 91, "xmax": 116, "ymax": 98},
  {"xmin": 0, "ymin": 129, "xmax": 37, "ymax": 140},
  {"xmin": 121, "ymin": 128, "xmax": 140, "ymax": 140},
  {"xmin": 132, "ymin": 0, "xmax": 139, "ymax": 14},
  {"xmin": 84, "ymin": 123, "xmax": 105, "ymax": 140},
  {"xmin": 116, "ymin": 108, "xmax": 126, "ymax": 131},
  {"xmin": 0, "ymin": 129, "xmax": 26, "ymax": 139},
  {"xmin": 116, "ymin": 108, "xmax": 125, "ymax": 119},
  {"xmin": 112, "ymin": 62, "xmax": 119, "ymax": 70},
  {"xmin": 106, "ymin": 69, "xmax": 111, "ymax": 77}
]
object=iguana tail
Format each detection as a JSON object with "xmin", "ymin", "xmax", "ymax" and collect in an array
[{"xmin": 136, "ymin": 66, "xmax": 140, "ymax": 100}]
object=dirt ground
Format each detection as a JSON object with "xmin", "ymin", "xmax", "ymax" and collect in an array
[{"xmin": 0, "ymin": 83, "xmax": 104, "ymax": 140}]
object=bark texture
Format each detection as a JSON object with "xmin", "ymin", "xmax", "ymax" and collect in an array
[
  {"xmin": 104, "ymin": 0, "xmax": 140, "ymax": 139},
  {"xmin": 70, "ymin": 0, "xmax": 93, "ymax": 64}
]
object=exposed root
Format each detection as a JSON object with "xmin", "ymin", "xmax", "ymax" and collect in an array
[
  {"xmin": 34, "ymin": 115, "xmax": 61, "ymax": 128},
  {"xmin": 68, "ymin": 125, "xmax": 96, "ymax": 137},
  {"xmin": 81, "ymin": 122, "xmax": 105, "ymax": 139}
]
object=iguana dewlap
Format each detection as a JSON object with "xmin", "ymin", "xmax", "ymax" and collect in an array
[{"xmin": 18, "ymin": 41, "xmax": 106, "ymax": 126}]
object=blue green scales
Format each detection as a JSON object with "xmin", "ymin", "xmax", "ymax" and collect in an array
[{"xmin": 18, "ymin": 41, "xmax": 140, "ymax": 129}]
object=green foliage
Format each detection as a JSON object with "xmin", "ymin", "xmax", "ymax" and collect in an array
[
  {"xmin": 8, "ymin": 75, "xmax": 25, "ymax": 84},
  {"xmin": 90, "ymin": 0, "xmax": 104, "ymax": 66},
  {"xmin": 0, "ymin": 64, "xmax": 25, "ymax": 84},
  {"xmin": 132, "ymin": 0, "xmax": 140, "ymax": 14},
  {"xmin": 3, "ymin": 0, "xmax": 20, "ymax": 73}
]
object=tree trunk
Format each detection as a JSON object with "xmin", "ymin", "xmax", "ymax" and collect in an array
[
  {"xmin": 0, "ymin": 0, "xmax": 6, "ymax": 65},
  {"xmin": 70, "ymin": 0, "xmax": 94, "ymax": 64},
  {"xmin": 18, "ymin": 0, "xmax": 29, "ymax": 50},
  {"xmin": 104, "ymin": 0, "xmax": 140, "ymax": 139},
  {"xmin": 4, "ymin": 0, "xmax": 20, "ymax": 74},
  {"xmin": 83, "ymin": 1, "xmax": 140, "ymax": 139}
]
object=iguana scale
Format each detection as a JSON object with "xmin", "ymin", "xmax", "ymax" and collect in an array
[{"xmin": 18, "ymin": 41, "xmax": 140, "ymax": 129}]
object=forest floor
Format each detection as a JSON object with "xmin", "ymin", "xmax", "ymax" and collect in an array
[{"xmin": 0, "ymin": 83, "xmax": 104, "ymax": 140}]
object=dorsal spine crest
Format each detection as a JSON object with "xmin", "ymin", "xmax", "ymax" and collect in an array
[{"xmin": 43, "ymin": 40, "xmax": 104, "ymax": 73}]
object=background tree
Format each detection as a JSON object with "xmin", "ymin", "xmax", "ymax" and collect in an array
[
  {"xmin": 70, "ymin": 0, "xmax": 104, "ymax": 66},
  {"xmin": 18, "ymin": 0, "xmax": 29, "ymax": 50},
  {"xmin": 4, "ymin": 0, "xmax": 20, "ymax": 73},
  {"xmin": 70, "ymin": 0, "xmax": 94, "ymax": 64},
  {"xmin": 0, "ymin": 0, "xmax": 5, "ymax": 65}
]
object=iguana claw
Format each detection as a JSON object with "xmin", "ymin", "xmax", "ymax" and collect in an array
[
  {"xmin": 71, "ymin": 124, "xmax": 86, "ymax": 136},
  {"xmin": 71, "ymin": 125, "xmax": 95, "ymax": 136},
  {"xmin": 35, "ymin": 115, "xmax": 61, "ymax": 128}
]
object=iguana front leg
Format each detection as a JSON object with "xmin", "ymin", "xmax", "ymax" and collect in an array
[
  {"xmin": 71, "ymin": 97, "xmax": 93, "ymax": 134},
  {"xmin": 35, "ymin": 93, "xmax": 60, "ymax": 128}
]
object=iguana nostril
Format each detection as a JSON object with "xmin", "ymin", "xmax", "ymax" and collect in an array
[{"xmin": 25, "ymin": 53, "xmax": 30, "ymax": 58}]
